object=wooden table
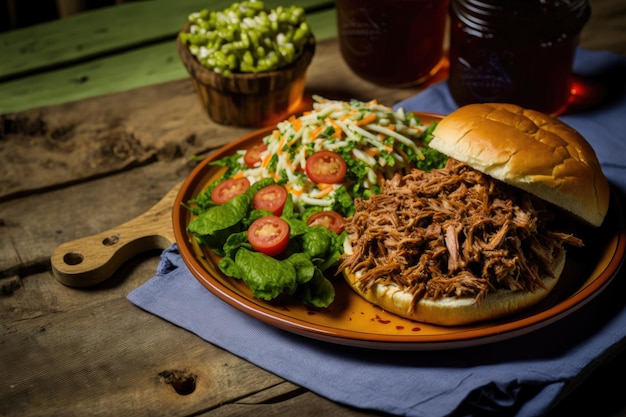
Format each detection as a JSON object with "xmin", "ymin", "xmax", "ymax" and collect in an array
[{"xmin": 1, "ymin": 1, "xmax": 625, "ymax": 416}]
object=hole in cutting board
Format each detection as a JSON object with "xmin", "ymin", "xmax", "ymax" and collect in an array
[
  {"xmin": 63, "ymin": 252, "xmax": 84, "ymax": 265},
  {"xmin": 102, "ymin": 234, "xmax": 120, "ymax": 246}
]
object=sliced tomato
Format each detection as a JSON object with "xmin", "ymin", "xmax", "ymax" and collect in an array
[
  {"xmin": 243, "ymin": 143, "xmax": 268, "ymax": 168},
  {"xmin": 305, "ymin": 150, "xmax": 347, "ymax": 184},
  {"xmin": 211, "ymin": 177, "xmax": 250, "ymax": 204},
  {"xmin": 247, "ymin": 216, "xmax": 290, "ymax": 257},
  {"xmin": 253, "ymin": 185, "xmax": 288, "ymax": 215},
  {"xmin": 307, "ymin": 210, "xmax": 345, "ymax": 234}
]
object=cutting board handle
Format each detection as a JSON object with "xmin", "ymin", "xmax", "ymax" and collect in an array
[{"xmin": 51, "ymin": 183, "xmax": 181, "ymax": 287}]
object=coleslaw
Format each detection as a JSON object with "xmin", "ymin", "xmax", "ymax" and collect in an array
[{"xmin": 201, "ymin": 95, "xmax": 446, "ymax": 217}]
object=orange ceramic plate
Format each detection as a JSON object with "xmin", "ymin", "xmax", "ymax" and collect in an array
[{"xmin": 172, "ymin": 113, "xmax": 626, "ymax": 350}]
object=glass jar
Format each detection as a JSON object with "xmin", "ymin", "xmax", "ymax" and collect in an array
[
  {"xmin": 448, "ymin": 0, "xmax": 590, "ymax": 115},
  {"xmin": 337, "ymin": 0, "xmax": 449, "ymax": 87}
]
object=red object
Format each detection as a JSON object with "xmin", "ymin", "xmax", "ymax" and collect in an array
[
  {"xmin": 247, "ymin": 216, "xmax": 290, "ymax": 257},
  {"xmin": 307, "ymin": 210, "xmax": 346, "ymax": 234},
  {"xmin": 211, "ymin": 177, "xmax": 250, "ymax": 204},
  {"xmin": 305, "ymin": 151, "xmax": 347, "ymax": 184},
  {"xmin": 253, "ymin": 185, "xmax": 288, "ymax": 215},
  {"xmin": 243, "ymin": 143, "xmax": 268, "ymax": 168}
]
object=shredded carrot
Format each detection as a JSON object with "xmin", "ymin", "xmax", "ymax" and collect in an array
[
  {"xmin": 314, "ymin": 184, "xmax": 334, "ymax": 198},
  {"xmin": 290, "ymin": 116, "xmax": 302, "ymax": 131},
  {"xmin": 317, "ymin": 182, "xmax": 334, "ymax": 191},
  {"xmin": 355, "ymin": 113, "xmax": 377, "ymax": 126},
  {"xmin": 233, "ymin": 171, "xmax": 246, "ymax": 179},
  {"xmin": 261, "ymin": 154, "xmax": 272, "ymax": 168},
  {"xmin": 285, "ymin": 183, "xmax": 304, "ymax": 196},
  {"xmin": 325, "ymin": 117, "xmax": 343, "ymax": 139},
  {"xmin": 310, "ymin": 125, "xmax": 324, "ymax": 140},
  {"xmin": 365, "ymin": 148, "xmax": 381, "ymax": 157},
  {"xmin": 277, "ymin": 133, "xmax": 287, "ymax": 152}
]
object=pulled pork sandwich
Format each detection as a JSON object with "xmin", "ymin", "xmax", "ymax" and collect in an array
[{"xmin": 340, "ymin": 103, "xmax": 610, "ymax": 326}]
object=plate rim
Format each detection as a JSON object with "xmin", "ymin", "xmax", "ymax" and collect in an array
[{"xmin": 172, "ymin": 113, "xmax": 626, "ymax": 350}]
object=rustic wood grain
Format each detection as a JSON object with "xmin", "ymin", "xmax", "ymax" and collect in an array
[
  {"xmin": 0, "ymin": 297, "xmax": 285, "ymax": 417},
  {"xmin": 202, "ymin": 388, "xmax": 384, "ymax": 417},
  {"xmin": 0, "ymin": 79, "xmax": 249, "ymax": 200},
  {"xmin": 50, "ymin": 182, "xmax": 179, "ymax": 287},
  {"xmin": 0, "ymin": 6, "xmax": 337, "ymax": 114},
  {"xmin": 0, "ymin": 0, "xmax": 334, "ymax": 80},
  {"xmin": 0, "ymin": 159, "xmax": 183, "ymax": 278},
  {"xmin": 2, "ymin": 1, "xmax": 626, "ymax": 416}
]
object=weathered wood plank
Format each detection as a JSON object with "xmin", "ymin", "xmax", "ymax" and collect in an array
[
  {"xmin": 0, "ymin": 8, "xmax": 338, "ymax": 114},
  {"xmin": 0, "ymin": 159, "xmax": 184, "ymax": 278},
  {"xmin": 0, "ymin": 297, "xmax": 285, "ymax": 417},
  {"xmin": 0, "ymin": 77, "xmax": 250, "ymax": 200},
  {"xmin": 201, "ymin": 388, "xmax": 384, "ymax": 417},
  {"xmin": 0, "ymin": 0, "xmax": 335, "ymax": 81}
]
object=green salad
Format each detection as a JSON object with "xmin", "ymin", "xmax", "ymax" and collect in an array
[{"xmin": 186, "ymin": 96, "xmax": 447, "ymax": 308}]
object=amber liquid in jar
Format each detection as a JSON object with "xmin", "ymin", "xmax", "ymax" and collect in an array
[
  {"xmin": 337, "ymin": 0, "xmax": 449, "ymax": 87},
  {"xmin": 448, "ymin": 0, "xmax": 590, "ymax": 115}
]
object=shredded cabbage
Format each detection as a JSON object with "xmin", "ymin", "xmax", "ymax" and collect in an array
[{"xmin": 213, "ymin": 95, "xmax": 445, "ymax": 216}]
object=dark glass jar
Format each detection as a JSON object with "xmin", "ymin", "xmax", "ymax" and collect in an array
[
  {"xmin": 337, "ymin": 0, "xmax": 449, "ymax": 87},
  {"xmin": 448, "ymin": 0, "xmax": 590, "ymax": 115}
]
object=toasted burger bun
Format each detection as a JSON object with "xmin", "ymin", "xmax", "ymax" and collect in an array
[
  {"xmin": 342, "ymin": 103, "xmax": 606, "ymax": 326},
  {"xmin": 343, "ymin": 243, "xmax": 567, "ymax": 326},
  {"xmin": 429, "ymin": 103, "xmax": 610, "ymax": 227}
]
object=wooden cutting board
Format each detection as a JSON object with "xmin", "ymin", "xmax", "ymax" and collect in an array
[{"xmin": 51, "ymin": 183, "xmax": 181, "ymax": 287}]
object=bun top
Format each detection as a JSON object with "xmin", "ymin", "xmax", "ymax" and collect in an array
[{"xmin": 430, "ymin": 103, "xmax": 610, "ymax": 227}]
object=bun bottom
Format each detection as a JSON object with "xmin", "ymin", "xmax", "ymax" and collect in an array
[{"xmin": 342, "ymin": 251, "xmax": 566, "ymax": 326}]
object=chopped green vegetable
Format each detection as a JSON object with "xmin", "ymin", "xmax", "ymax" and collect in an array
[
  {"xmin": 188, "ymin": 178, "xmax": 344, "ymax": 307},
  {"xmin": 187, "ymin": 178, "xmax": 273, "ymax": 253},
  {"xmin": 179, "ymin": 1, "xmax": 312, "ymax": 75}
]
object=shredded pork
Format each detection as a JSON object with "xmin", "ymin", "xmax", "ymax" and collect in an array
[{"xmin": 339, "ymin": 159, "xmax": 583, "ymax": 311}]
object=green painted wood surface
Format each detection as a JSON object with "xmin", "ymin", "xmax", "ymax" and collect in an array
[
  {"xmin": 0, "ymin": 1, "xmax": 337, "ymax": 114},
  {"xmin": 0, "ymin": 0, "xmax": 335, "ymax": 80}
]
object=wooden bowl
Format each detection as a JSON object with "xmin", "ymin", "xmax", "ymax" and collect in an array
[{"xmin": 176, "ymin": 23, "xmax": 315, "ymax": 127}]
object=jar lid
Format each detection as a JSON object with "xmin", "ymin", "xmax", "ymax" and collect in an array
[{"xmin": 451, "ymin": 0, "xmax": 590, "ymax": 39}]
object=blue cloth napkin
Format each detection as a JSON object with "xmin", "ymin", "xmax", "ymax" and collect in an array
[{"xmin": 128, "ymin": 48, "xmax": 626, "ymax": 417}]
